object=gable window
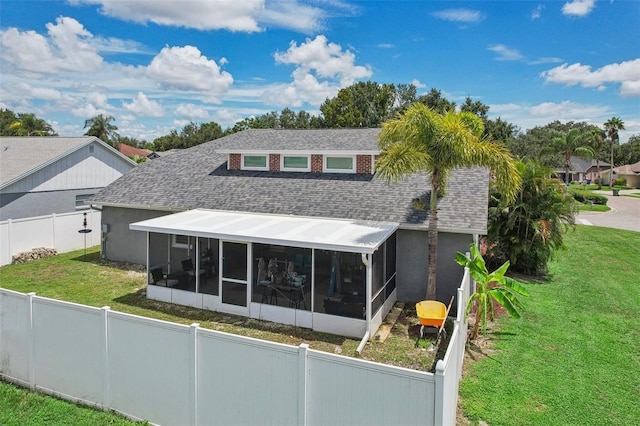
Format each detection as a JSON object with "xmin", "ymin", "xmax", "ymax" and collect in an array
[
  {"xmin": 75, "ymin": 193, "xmax": 94, "ymax": 210},
  {"xmin": 172, "ymin": 234, "xmax": 192, "ymax": 249},
  {"xmin": 282, "ymin": 155, "xmax": 310, "ymax": 172},
  {"xmin": 242, "ymin": 155, "xmax": 268, "ymax": 170},
  {"xmin": 324, "ymin": 156, "xmax": 355, "ymax": 173}
]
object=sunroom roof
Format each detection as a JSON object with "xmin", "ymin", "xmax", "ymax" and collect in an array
[{"xmin": 130, "ymin": 209, "xmax": 398, "ymax": 254}]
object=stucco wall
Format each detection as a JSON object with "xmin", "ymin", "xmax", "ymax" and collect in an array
[
  {"xmin": 101, "ymin": 206, "xmax": 173, "ymax": 264},
  {"xmin": 396, "ymin": 229, "xmax": 473, "ymax": 308}
]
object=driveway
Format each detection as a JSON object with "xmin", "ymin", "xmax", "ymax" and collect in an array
[{"xmin": 577, "ymin": 189, "xmax": 640, "ymax": 233}]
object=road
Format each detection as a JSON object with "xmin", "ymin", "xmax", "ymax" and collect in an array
[{"xmin": 576, "ymin": 189, "xmax": 640, "ymax": 233}]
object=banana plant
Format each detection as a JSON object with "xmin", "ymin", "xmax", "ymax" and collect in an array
[{"xmin": 456, "ymin": 244, "xmax": 530, "ymax": 340}]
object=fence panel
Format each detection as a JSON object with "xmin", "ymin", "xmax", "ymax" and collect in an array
[
  {"xmin": 0, "ymin": 289, "xmax": 31, "ymax": 386},
  {"xmin": 0, "ymin": 210, "xmax": 101, "ymax": 266},
  {"xmin": 197, "ymin": 329, "xmax": 300, "ymax": 426},
  {"xmin": 107, "ymin": 312, "xmax": 193, "ymax": 426},
  {"xmin": 32, "ymin": 297, "xmax": 104, "ymax": 404},
  {"xmin": 307, "ymin": 350, "xmax": 436, "ymax": 426}
]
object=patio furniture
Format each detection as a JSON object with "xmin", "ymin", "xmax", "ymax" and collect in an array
[
  {"xmin": 150, "ymin": 267, "xmax": 179, "ymax": 288},
  {"xmin": 182, "ymin": 258, "xmax": 205, "ymax": 283}
]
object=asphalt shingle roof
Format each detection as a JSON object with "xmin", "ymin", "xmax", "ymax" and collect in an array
[{"xmin": 92, "ymin": 129, "xmax": 489, "ymax": 233}]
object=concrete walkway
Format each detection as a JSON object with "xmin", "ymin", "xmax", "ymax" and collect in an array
[{"xmin": 576, "ymin": 189, "xmax": 640, "ymax": 233}]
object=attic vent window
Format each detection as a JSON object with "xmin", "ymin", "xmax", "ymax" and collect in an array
[
  {"xmin": 282, "ymin": 155, "xmax": 310, "ymax": 172},
  {"xmin": 242, "ymin": 154, "xmax": 268, "ymax": 170}
]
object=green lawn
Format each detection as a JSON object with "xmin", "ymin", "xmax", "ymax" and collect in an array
[
  {"xmin": 0, "ymin": 380, "xmax": 143, "ymax": 426},
  {"xmin": 460, "ymin": 225, "xmax": 640, "ymax": 425}
]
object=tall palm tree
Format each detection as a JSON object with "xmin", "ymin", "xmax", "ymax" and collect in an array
[
  {"xmin": 376, "ymin": 103, "xmax": 521, "ymax": 300},
  {"xmin": 541, "ymin": 128, "xmax": 593, "ymax": 185},
  {"xmin": 84, "ymin": 114, "xmax": 119, "ymax": 145},
  {"xmin": 10, "ymin": 113, "xmax": 55, "ymax": 136},
  {"xmin": 604, "ymin": 117, "xmax": 625, "ymax": 188},
  {"xmin": 588, "ymin": 127, "xmax": 606, "ymax": 189}
]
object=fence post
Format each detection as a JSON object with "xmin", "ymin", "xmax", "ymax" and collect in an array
[
  {"xmin": 51, "ymin": 213, "xmax": 56, "ymax": 250},
  {"xmin": 190, "ymin": 323, "xmax": 199, "ymax": 426},
  {"xmin": 27, "ymin": 292, "xmax": 36, "ymax": 391},
  {"xmin": 101, "ymin": 306, "xmax": 111, "ymax": 409},
  {"xmin": 298, "ymin": 343, "xmax": 309, "ymax": 426},
  {"xmin": 434, "ymin": 359, "xmax": 446, "ymax": 426}
]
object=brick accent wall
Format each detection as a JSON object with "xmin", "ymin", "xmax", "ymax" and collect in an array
[
  {"xmin": 356, "ymin": 155, "xmax": 372, "ymax": 174},
  {"xmin": 311, "ymin": 154, "xmax": 323, "ymax": 173},
  {"xmin": 269, "ymin": 154, "xmax": 281, "ymax": 171},
  {"xmin": 229, "ymin": 154, "xmax": 241, "ymax": 170}
]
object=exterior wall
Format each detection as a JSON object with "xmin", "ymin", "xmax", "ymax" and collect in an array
[
  {"xmin": 311, "ymin": 154, "xmax": 323, "ymax": 173},
  {"xmin": 269, "ymin": 154, "xmax": 280, "ymax": 171},
  {"xmin": 0, "ymin": 188, "xmax": 100, "ymax": 220},
  {"xmin": 101, "ymin": 206, "xmax": 173, "ymax": 264},
  {"xmin": 356, "ymin": 154, "xmax": 372, "ymax": 174},
  {"xmin": 396, "ymin": 228, "xmax": 473, "ymax": 309},
  {"xmin": 228, "ymin": 154, "xmax": 241, "ymax": 170}
]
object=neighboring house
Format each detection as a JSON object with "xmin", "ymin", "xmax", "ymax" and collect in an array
[
  {"xmin": 602, "ymin": 160, "xmax": 640, "ymax": 188},
  {"xmin": 556, "ymin": 157, "xmax": 611, "ymax": 184},
  {"xmin": 0, "ymin": 136, "xmax": 137, "ymax": 220},
  {"xmin": 91, "ymin": 129, "xmax": 489, "ymax": 339}
]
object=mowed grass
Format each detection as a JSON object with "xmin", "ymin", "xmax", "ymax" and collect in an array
[{"xmin": 460, "ymin": 225, "xmax": 640, "ymax": 425}]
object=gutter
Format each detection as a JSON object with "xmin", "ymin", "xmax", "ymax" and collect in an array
[{"xmin": 356, "ymin": 253, "xmax": 371, "ymax": 355}]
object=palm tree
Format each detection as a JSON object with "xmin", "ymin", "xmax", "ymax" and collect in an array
[
  {"xmin": 541, "ymin": 128, "xmax": 593, "ymax": 185},
  {"xmin": 84, "ymin": 114, "xmax": 119, "ymax": 145},
  {"xmin": 604, "ymin": 117, "xmax": 625, "ymax": 188},
  {"xmin": 10, "ymin": 113, "xmax": 55, "ymax": 136},
  {"xmin": 587, "ymin": 128, "xmax": 606, "ymax": 189},
  {"xmin": 376, "ymin": 103, "xmax": 521, "ymax": 300}
]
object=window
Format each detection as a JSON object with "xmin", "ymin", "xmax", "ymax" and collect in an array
[
  {"xmin": 242, "ymin": 155, "xmax": 268, "ymax": 170},
  {"xmin": 324, "ymin": 156, "xmax": 355, "ymax": 173},
  {"xmin": 282, "ymin": 155, "xmax": 310, "ymax": 172},
  {"xmin": 75, "ymin": 194, "xmax": 94, "ymax": 210},
  {"xmin": 172, "ymin": 234, "xmax": 191, "ymax": 249}
]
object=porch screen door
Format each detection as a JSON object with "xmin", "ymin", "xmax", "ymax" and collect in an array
[{"xmin": 220, "ymin": 241, "xmax": 249, "ymax": 313}]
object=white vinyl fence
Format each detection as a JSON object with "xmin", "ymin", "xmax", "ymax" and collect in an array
[
  {"xmin": 0, "ymin": 210, "xmax": 100, "ymax": 266},
  {"xmin": 0, "ymin": 270, "xmax": 471, "ymax": 426}
]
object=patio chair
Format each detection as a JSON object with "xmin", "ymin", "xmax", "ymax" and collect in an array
[
  {"xmin": 150, "ymin": 267, "xmax": 179, "ymax": 288},
  {"xmin": 182, "ymin": 258, "xmax": 205, "ymax": 282}
]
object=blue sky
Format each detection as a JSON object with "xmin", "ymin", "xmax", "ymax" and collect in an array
[{"xmin": 1, "ymin": 0, "xmax": 638, "ymax": 142}]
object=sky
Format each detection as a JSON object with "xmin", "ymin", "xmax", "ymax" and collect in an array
[{"xmin": 1, "ymin": 0, "xmax": 639, "ymax": 143}]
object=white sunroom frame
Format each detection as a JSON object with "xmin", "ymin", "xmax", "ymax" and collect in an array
[{"xmin": 130, "ymin": 209, "xmax": 399, "ymax": 340}]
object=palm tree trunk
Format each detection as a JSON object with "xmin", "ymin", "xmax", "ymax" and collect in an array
[{"xmin": 426, "ymin": 171, "xmax": 439, "ymax": 300}]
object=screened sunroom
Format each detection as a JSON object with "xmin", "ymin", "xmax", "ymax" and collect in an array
[{"xmin": 130, "ymin": 209, "xmax": 398, "ymax": 339}]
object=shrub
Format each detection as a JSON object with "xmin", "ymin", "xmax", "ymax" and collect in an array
[
  {"xmin": 613, "ymin": 177, "xmax": 626, "ymax": 187},
  {"xmin": 568, "ymin": 187, "xmax": 608, "ymax": 205}
]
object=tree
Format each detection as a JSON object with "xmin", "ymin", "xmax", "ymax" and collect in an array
[
  {"xmin": 455, "ymin": 243, "xmax": 529, "ymax": 340},
  {"xmin": 486, "ymin": 160, "xmax": 576, "ymax": 275},
  {"xmin": 416, "ymin": 88, "xmax": 456, "ymax": 114},
  {"xmin": 604, "ymin": 117, "xmax": 625, "ymax": 188},
  {"xmin": 9, "ymin": 113, "xmax": 56, "ymax": 136},
  {"xmin": 619, "ymin": 135, "xmax": 640, "ymax": 165},
  {"xmin": 541, "ymin": 128, "xmax": 593, "ymax": 184},
  {"xmin": 376, "ymin": 104, "xmax": 521, "ymax": 300},
  {"xmin": 587, "ymin": 127, "xmax": 606, "ymax": 188},
  {"xmin": 84, "ymin": 114, "xmax": 119, "ymax": 145},
  {"xmin": 460, "ymin": 96, "xmax": 489, "ymax": 121},
  {"xmin": 320, "ymin": 81, "xmax": 397, "ymax": 128}
]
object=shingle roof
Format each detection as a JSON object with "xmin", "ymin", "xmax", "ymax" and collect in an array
[
  {"xmin": 92, "ymin": 129, "xmax": 490, "ymax": 233},
  {"xmin": 215, "ymin": 128, "xmax": 381, "ymax": 152}
]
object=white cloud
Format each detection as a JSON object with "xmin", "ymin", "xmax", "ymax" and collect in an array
[
  {"xmin": 531, "ymin": 4, "xmax": 544, "ymax": 20},
  {"xmin": 0, "ymin": 16, "xmax": 103, "ymax": 75},
  {"xmin": 411, "ymin": 79, "xmax": 426, "ymax": 89},
  {"xmin": 432, "ymin": 9, "xmax": 484, "ymax": 23},
  {"xmin": 123, "ymin": 92, "xmax": 164, "ymax": 117},
  {"xmin": 259, "ymin": 0, "xmax": 326, "ymax": 33},
  {"xmin": 562, "ymin": 0, "xmax": 596, "ymax": 17},
  {"xmin": 377, "ymin": 43, "xmax": 395, "ymax": 49},
  {"xmin": 541, "ymin": 59, "xmax": 640, "ymax": 97},
  {"xmin": 528, "ymin": 57, "xmax": 564, "ymax": 65},
  {"xmin": 175, "ymin": 103, "xmax": 210, "ymax": 120},
  {"xmin": 264, "ymin": 35, "xmax": 371, "ymax": 107},
  {"xmin": 274, "ymin": 35, "xmax": 372, "ymax": 86},
  {"xmin": 86, "ymin": 91, "xmax": 110, "ymax": 109},
  {"xmin": 72, "ymin": 0, "xmax": 264, "ymax": 32},
  {"xmin": 529, "ymin": 100, "xmax": 609, "ymax": 118},
  {"xmin": 487, "ymin": 44, "xmax": 524, "ymax": 61},
  {"xmin": 147, "ymin": 45, "xmax": 233, "ymax": 103}
]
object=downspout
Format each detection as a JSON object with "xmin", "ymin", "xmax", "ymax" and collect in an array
[{"xmin": 356, "ymin": 253, "xmax": 371, "ymax": 354}]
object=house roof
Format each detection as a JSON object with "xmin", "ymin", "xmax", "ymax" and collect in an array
[
  {"xmin": 119, "ymin": 143, "xmax": 152, "ymax": 158},
  {"xmin": 91, "ymin": 129, "xmax": 490, "ymax": 233},
  {"xmin": 215, "ymin": 128, "xmax": 381, "ymax": 154},
  {"xmin": 614, "ymin": 160, "xmax": 640, "ymax": 175},
  {"xmin": 131, "ymin": 209, "xmax": 398, "ymax": 254},
  {"xmin": 0, "ymin": 136, "xmax": 136, "ymax": 189},
  {"xmin": 565, "ymin": 157, "xmax": 611, "ymax": 173}
]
